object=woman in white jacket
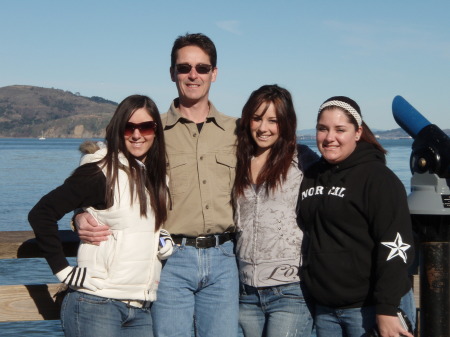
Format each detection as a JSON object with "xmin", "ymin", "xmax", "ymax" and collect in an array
[{"xmin": 29, "ymin": 95, "xmax": 173, "ymax": 337}]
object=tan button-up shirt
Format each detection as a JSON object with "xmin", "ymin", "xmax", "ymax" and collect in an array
[{"xmin": 161, "ymin": 100, "xmax": 237, "ymax": 236}]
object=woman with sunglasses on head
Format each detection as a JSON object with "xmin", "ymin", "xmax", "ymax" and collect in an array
[
  {"xmin": 234, "ymin": 84, "xmax": 319, "ymax": 337},
  {"xmin": 299, "ymin": 96, "xmax": 415, "ymax": 337},
  {"xmin": 29, "ymin": 95, "xmax": 172, "ymax": 337}
]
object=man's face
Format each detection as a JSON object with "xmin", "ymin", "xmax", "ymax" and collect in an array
[{"xmin": 170, "ymin": 45, "xmax": 217, "ymax": 105}]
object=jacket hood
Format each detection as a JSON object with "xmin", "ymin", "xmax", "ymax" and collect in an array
[
  {"xmin": 80, "ymin": 147, "xmax": 129, "ymax": 168},
  {"xmin": 319, "ymin": 142, "xmax": 385, "ymax": 173}
]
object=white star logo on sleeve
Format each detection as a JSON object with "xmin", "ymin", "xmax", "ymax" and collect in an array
[{"xmin": 381, "ymin": 233, "xmax": 411, "ymax": 263}]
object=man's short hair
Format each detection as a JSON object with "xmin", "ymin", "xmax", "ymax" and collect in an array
[{"xmin": 171, "ymin": 33, "xmax": 217, "ymax": 68}]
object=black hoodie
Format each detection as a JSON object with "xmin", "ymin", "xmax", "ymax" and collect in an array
[{"xmin": 299, "ymin": 142, "xmax": 414, "ymax": 316}]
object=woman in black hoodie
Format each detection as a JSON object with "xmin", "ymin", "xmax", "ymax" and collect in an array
[{"xmin": 299, "ymin": 96, "xmax": 415, "ymax": 337}]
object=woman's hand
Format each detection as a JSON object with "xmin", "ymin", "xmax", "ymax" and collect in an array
[
  {"xmin": 376, "ymin": 314, "xmax": 414, "ymax": 337},
  {"xmin": 55, "ymin": 266, "xmax": 106, "ymax": 291},
  {"xmin": 158, "ymin": 229, "xmax": 174, "ymax": 260}
]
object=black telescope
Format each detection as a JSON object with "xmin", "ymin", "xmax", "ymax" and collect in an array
[{"xmin": 392, "ymin": 95, "xmax": 450, "ymax": 337}]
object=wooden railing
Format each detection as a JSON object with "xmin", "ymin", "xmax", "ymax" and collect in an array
[
  {"xmin": 0, "ymin": 230, "xmax": 79, "ymax": 322},
  {"xmin": 0, "ymin": 230, "xmax": 421, "ymax": 330}
]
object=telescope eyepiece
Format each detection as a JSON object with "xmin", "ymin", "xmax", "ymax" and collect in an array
[{"xmin": 411, "ymin": 125, "xmax": 450, "ymax": 178}]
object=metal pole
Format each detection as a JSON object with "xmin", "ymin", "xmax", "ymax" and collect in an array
[{"xmin": 420, "ymin": 241, "xmax": 449, "ymax": 336}]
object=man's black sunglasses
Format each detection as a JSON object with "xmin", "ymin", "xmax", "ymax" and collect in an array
[{"xmin": 175, "ymin": 63, "xmax": 213, "ymax": 74}]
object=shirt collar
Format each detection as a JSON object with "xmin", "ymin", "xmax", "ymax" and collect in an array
[{"xmin": 165, "ymin": 98, "xmax": 226, "ymax": 130}]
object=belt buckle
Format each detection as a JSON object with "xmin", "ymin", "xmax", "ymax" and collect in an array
[
  {"xmin": 195, "ymin": 236, "xmax": 207, "ymax": 248},
  {"xmin": 141, "ymin": 300, "xmax": 151, "ymax": 308}
]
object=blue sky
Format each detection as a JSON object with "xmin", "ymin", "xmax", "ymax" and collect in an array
[{"xmin": 1, "ymin": 0, "xmax": 449, "ymax": 130}]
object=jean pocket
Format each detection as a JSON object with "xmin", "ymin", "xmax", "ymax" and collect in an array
[
  {"xmin": 278, "ymin": 282, "xmax": 304, "ymax": 300},
  {"xmin": 218, "ymin": 240, "xmax": 236, "ymax": 257},
  {"xmin": 170, "ymin": 244, "xmax": 182, "ymax": 255},
  {"xmin": 60, "ymin": 289, "xmax": 74, "ymax": 330},
  {"xmin": 78, "ymin": 292, "xmax": 110, "ymax": 305}
]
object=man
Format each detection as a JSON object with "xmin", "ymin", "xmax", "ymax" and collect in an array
[{"xmin": 75, "ymin": 33, "xmax": 239, "ymax": 337}]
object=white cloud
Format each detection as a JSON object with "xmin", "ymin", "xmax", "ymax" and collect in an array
[{"xmin": 216, "ymin": 20, "xmax": 242, "ymax": 35}]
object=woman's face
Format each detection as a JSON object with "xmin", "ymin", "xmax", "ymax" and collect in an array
[
  {"xmin": 250, "ymin": 102, "xmax": 280, "ymax": 155},
  {"xmin": 316, "ymin": 107, "xmax": 362, "ymax": 164},
  {"xmin": 124, "ymin": 107, "xmax": 155, "ymax": 162}
]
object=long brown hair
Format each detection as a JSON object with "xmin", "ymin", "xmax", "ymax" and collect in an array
[
  {"xmin": 234, "ymin": 84, "xmax": 297, "ymax": 196},
  {"xmin": 359, "ymin": 121, "xmax": 387, "ymax": 154},
  {"xmin": 100, "ymin": 95, "xmax": 167, "ymax": 230}
]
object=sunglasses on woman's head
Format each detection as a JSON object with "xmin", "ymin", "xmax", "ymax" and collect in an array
[{"xmin": 124, "ymin": 121, "xmax": 157, "ymax": 137}]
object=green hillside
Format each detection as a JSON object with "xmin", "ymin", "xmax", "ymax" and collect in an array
[{"xmin": 0, "ymin": 85, "xmax": 117, "ymax": 138}]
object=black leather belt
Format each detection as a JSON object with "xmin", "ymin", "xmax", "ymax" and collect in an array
[{"xmin": 172, "ymin": 232, "xmax": 235, "ymax": 249}]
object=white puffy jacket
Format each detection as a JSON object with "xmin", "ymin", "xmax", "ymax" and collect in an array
[{"xmin": 76, "ymin": 148, "xmax": 162, "ymax": 302}]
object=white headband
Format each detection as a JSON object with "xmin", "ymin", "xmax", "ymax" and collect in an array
[{"xmin": 319, "ymin": 100, "xmax": 363, "ymax": 127}]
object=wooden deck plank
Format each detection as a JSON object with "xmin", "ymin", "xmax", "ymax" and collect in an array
[
  {"xmin": 0, "ymin": 230, "xmax": 79, "ymax": 259},
  {"xmin": 0, "ymin": 283, "xmax": 63, "ymax": 322}
]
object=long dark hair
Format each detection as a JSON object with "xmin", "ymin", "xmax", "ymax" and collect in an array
[
  {"xmin": 100, "ymin": 95, "xmax": 167, "ymax": 230},
  {"xmin": 234, "ymin": 84, "xmax": 297, "ymax": 196}
]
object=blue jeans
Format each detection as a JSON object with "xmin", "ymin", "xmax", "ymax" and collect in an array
[
  {"xmin": 61, "ymin": 290, "xmax": 153, "ymax": 337},
  {"xmin": 239, "ymin": 282, "xmax": 314, "ymax": 337},
  {"xmin": 152, "ymin": 239, "xmax": 239, "ymax": 337},
  {"xmin": 314, "ymin": 288, "xmax": 416, "ymax": 337}
]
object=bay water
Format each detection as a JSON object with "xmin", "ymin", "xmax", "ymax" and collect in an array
[{"xmin": 0, "ymin": 137, "xmax": 414, "ymax": 336}]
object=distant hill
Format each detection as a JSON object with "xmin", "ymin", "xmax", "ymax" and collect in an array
[
  {"xmin": 1, "ymin": 85, "xmax": 449, "ymax": 139},
  {"xmin": 0, "ymin": 85, "xmax": 117, "ymax": 138},
  {"xmin": 298, "ymin": 127, "xmax": 450, "ymax": 139}
]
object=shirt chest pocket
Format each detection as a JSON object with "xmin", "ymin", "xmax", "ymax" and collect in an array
[
  {"xmin": 167, "ymin": 155, "xmax": 189, "ymax": 195},
  {"xmin": 212, "ymin": 153, "xmax": 236, "ymax": 192}
]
